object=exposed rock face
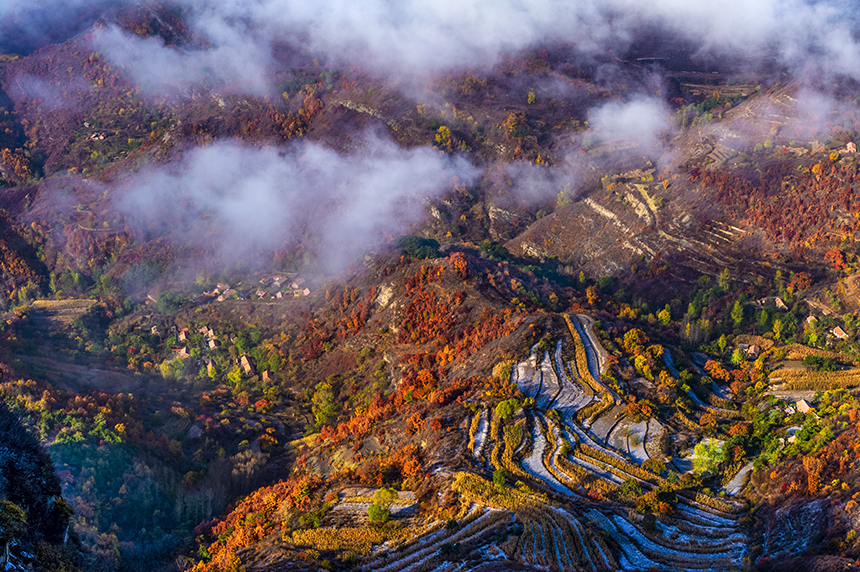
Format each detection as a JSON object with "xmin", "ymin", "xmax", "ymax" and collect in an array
[{"xmin": 488, "ymin": 204, "xmax": 521, "ymax": 241}]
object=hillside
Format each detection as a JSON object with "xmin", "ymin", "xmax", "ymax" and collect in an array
[{"xmin": 2, "ymin": 2, "xmax": 860, "ymax": 572}]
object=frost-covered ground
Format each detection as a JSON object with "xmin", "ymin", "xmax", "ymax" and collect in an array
[
  {"xmin": 472, "ymin": 408, "xmax": 488, "ymax": 458},
  {"xmin": 521, "ymin": 421, "xmax": 577, "ymax": 496}
]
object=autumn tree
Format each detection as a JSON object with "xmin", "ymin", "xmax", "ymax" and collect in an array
[
  {"xmin": 657, "ymin": 305, "xmax": 671, "ymax": 326},
  {"xmin": 586, "ymin": 285, "xmax": 599, "ymax": 306}
]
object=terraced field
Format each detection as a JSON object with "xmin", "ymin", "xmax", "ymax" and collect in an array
[
  {"xmin": 462, "ymin": 315, "xmax": 749, "ymax": 571},
  {"xmin": 348, "ymin": 315, "xmax": 749, "ymax": 571}
]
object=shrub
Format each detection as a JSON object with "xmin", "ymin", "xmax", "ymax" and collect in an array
[
  {"xmin": 367, "ymin": 503, "xmax": 390, "ymax": 524},
  {"xmin": 496, "ymin": 399, "xmax": 520, "ymax": 420},
  {"xmin": 394, "ymin": 235, "xmax": 439, "ymax": 259}
]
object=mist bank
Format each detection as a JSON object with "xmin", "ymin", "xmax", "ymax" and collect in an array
[
  {"xmin": 81, "ymin": 0, "xmax": 860, "ymax": 96},
  {"xmin": 117, "ymin": 134, "xmax": 479, "ymax": 275}
]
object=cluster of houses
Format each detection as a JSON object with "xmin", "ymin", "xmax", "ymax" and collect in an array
[
  {"xmin": 805, "ymin": 315, "xmax": 849, "ymax": 341},
  {"xmin": 164, "ymin": 324, "xmax": 265, "ymax": 380},
  {"xmin": 755, "ymin": 296, "xmax": 788, "ymax": 311},
  {"xmin": 202, "ymin": 276, "xmax": 312, "ymax": 302},
  {"xmin": 171, "ymin": 324, "xmax": 220, "ymax": 361},
  {"xmin": 755, "ymin": 297, "xmax": 850, "ymax": 342}
]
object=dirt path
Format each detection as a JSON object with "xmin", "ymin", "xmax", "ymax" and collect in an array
[
  {"xmin": 574, "ymin": 314, "xmax": 607, "ymax": 378},
  {"xmin": 723, "ymin": 462, "xmax": 754, "ymax": 496}
]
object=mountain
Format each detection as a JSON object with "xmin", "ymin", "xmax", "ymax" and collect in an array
[{"xmin": 2, "ymin": 2, "xmax": 860, "ymax": 572}]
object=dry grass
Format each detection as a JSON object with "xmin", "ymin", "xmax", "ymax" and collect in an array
[
  {"xmin": 781, "ymin": 344, "xmax": 852, "ymax": 363},
  {"xmin": 769, "ymin": 368, "xmax": 860, "ymax": 390}
]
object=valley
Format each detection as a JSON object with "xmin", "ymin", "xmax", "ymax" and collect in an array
[{"xmin": 1, "ymin": 2, "xmax": 860, "ymax": 572}]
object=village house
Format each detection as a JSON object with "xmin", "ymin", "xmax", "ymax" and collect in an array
[
  {"xmin": 209, "ymin": 339, "xmax": 220, "ymax": 349},
  {"xmin": 151, "ymin": 325, "xmax": 159, "ymax": 335},
  {"xmin": 756, "ymin": 296, "xmax": 788, "ymax": 310},
  {"xmin": 847, "ymin": 142, "xmax": 857, "ymax": 153},
  {"xmin": 217, "ymin": 283, "xmax": 230, "ymax": 291},
  {"xmin": 240, "ymin": 355, "xmax": 254, "ymax": 375},
  {"xmin": 746, "ymin": 345, "xmax": 760, "ymax": 358},
  {"xmin": 832, "ymin": 326, "xmax": 848, "ymax": 340},
  {"xmin": 797, "ymin": 399, "xmax": 815, "ymax": 415},
  {"xmin": 786, "ymin": 426, "xmax": 802, "ymax": 443},
  {"xmin": 217, "ymin": 289, "xmax": 237, "ymax": 302},
  {"xmin": 261, "ymin": 371, "xmax": 271, "ymax": 382},
  {"xmin": 806, "ymin": 315, "xmax": 818, "ymax": 325},
  {"xmin": 206, "ymin": 360, "xmax": 216, "ymax": 376},
  {"xmin": 178, "ymin": 328, "xmax": 189, "ymax": 342},
  {"xmin": 173, "ymin": 347, "xmax": 190, "ymax": 359}
]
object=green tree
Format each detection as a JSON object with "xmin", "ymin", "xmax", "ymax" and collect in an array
[
  {"xmin": 718, "ymin": 268, "xmax": 730, "ymax": 292},
  {"xmin": 495, "ymin": 399, "xmax": 520, "ymax": 420},
  {"xmin": 772, "ymin": 317, "xmax": 783, "ymax": 341},
  {"xmin": 368, "ymin": 487, "xmax": 397, "ymax": 524},
  {"xmin": 717, "ymin": 334, "xmax": 727, "ymax": 355},
  {"xmin": 367, "ymin": 503, "xmax": 389, "ymax": 524},
  {"xmin": 493, "ymin": 467, "xmax": 508, "ymax": 489},
  {"xmin": 620, "ymin": 478, "xmax": 642, "ymax": 498},
  {"xmin": 0, "ymin": 501, "xmax": 26, "ymax": 566},
  {"xmin": 372, "ymin": 487, "xmax": 398, "ymax": 507},
  {"xmin": 758, "ymin": 310, "xmax": 770, "ymax": 333},
  {"xmin": 731, "ymin": 300, "xmax": 744, "ymax": 328},
  {"xmin": 156, "ymin": 289, "xmax": 185, "ymax": 314},
  {"xmin": 226, "ymin": 365, "xmax": 242, "ymax": 385},
  {"xmin": 692, "ymin": 440, "xmax": 725, "ymax": 475},
  {"xmin": 312, "ymin": 381, "xmax": 337, "ymax": 429}
]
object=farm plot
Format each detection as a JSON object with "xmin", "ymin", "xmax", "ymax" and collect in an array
[
  {"xmin": 584, "ymin": 508, "xmax": 746, "ymax": 571},
  {"xmin": 30, "ymin": 298, "xmax": 96, "ymax": 334},
  {"xmin": 589, "ymin": 403, "xmax": 627, "ymax": 444},
  {"xmin": 512, "ymin": 344, "xmax": 543, "ymax": 399},
  {"xmin": 364, "ymin": 506, "xmax": 511, "ymax": 572},
  {"xmin": 508, "ymin": 506, "xmax": 617, "ymax": 571},
  {"xmin": 643, "ymin": 420, "xmax": 667, "ymax": 461},
  {"xmin": 551, "ymin": 340, "xmax": 594, "ymax": 421},
  {"xmin": 330, "ymin": 488, "xmax": 419, "ymax": 523},
  {"xmin": 520, "ymin": 418, "xmax": 576, "ymax": 496},
  {"xmin": 470, "ymin": 408, "xmax": 489, "ymax": 460},
  {"xmin": 575, "ymin": 314, "xmax": 608, "ymax": 377},
  {"xmin": 536, "ymin": 348, "xmax": 562, "ymax": 409},
  {"xmin": 608, "ymin": 418, "xmax": 649, "ymax": 463}
]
